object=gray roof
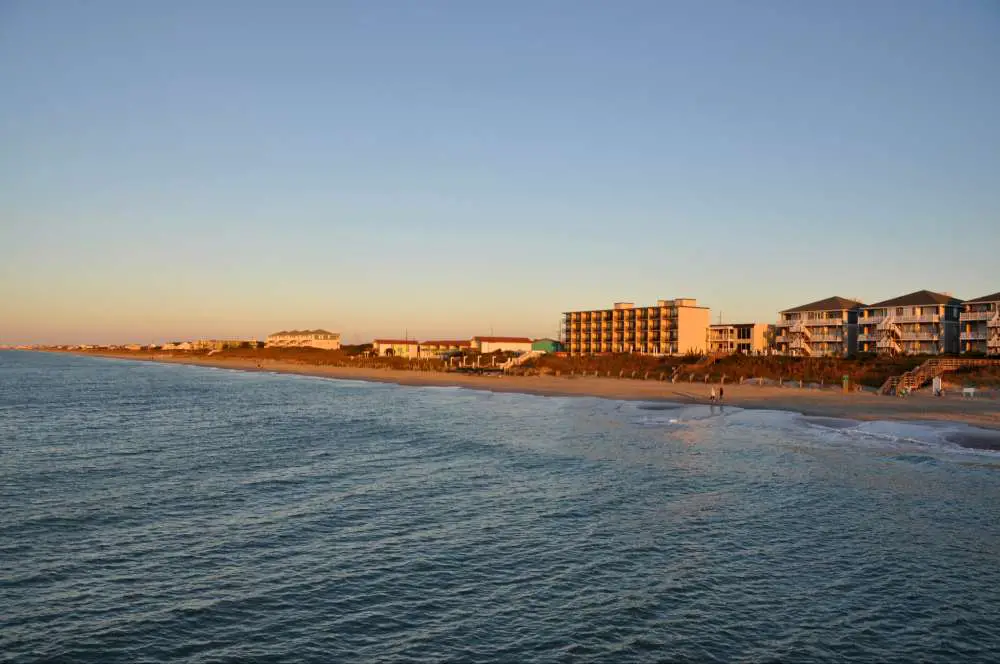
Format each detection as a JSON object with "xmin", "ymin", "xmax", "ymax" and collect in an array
[
  {"xmin": 966, "ymin": 291, "xmax": 1000, "ymax": 304},
  {"xmin": 865, "ymin": 290, "xmax": 963, "ymax": 308},
  {"xmin": 781, "ymin": 296, "xmax": 865, "ymax": 314}
]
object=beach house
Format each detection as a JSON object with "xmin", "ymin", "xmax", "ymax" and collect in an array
[
  {"xmin": 857, "ymin": 290, "xmax": 962, "ymax": 355},
  {"xmin": 192, "ymin": 339, "xmax": 259, "ymax": 351},
  {"xmin": 471, "ymin": 336, "xmax": 534, "ymax": 354},
  {"xmin": 563, "ymin": 298, "xmax": 710, "ymax": 356},
  {"xmin": 960, "ymin": 291, "xmax": 1000, "ymax": 355},
  {"xmin": 265, "ymin": 329, "xmax": 341, "ymax": 350},
  {"xmin": 775, "ymin": 296, "xmax": 864, "ymax": 357},
  {"xmin": 707, "ymin": 323, "xmax": 771, "ymax": 355},
  {"xmin": 418, "ymin": 339, "xmax": 472, "ymax": 359},
  {"xmin": 373, "ymin": 339, "xmax": 420, "ymax": 358}
]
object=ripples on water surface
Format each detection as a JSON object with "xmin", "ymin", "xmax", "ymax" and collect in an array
[{"xmin": 2, "ymin": 351, "xmax": 1000, "ymax": 663}]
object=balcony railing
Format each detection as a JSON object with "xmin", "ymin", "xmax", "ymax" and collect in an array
[
  {"xmin": 809, "ymin": 334, "xmax": 844, "ymax": 343},
  {"xmin": 898, "ymin": 332, "xmax": 939, "ymax": 341},
  {"xmin": 962, "ymin": 331, "xmax": 988, "ymax": 341},
  {"xmin": 865, "ymin": 313, "xmax": 940, "ymax": 324},
  {"xmin": 960, "ymin": 311, "xmax": 995, "ymax": 321}
]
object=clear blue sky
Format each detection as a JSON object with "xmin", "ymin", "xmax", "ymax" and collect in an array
[{"xmin": 2, "ymin": 0, "xmax": 998, "ymax": 344}]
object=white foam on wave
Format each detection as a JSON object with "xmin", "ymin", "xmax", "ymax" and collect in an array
[{"xmin": 799, "ymin": 414, "xmax": 1000, "ymax": 459}]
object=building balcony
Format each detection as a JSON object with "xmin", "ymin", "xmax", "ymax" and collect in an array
[
  {"xmin": 960, "ymin": 310, "xmax": 995, "ymax": 321},
  {"xmin": 865, "ymin": 313, "xmax": 940, "ymax": 325},
  {"xmin": 809, "ymin": 334, "xmax": 844, "ymax": 343},
  {"xmin": 898, "ymin": 332, "xmax": 939, "ymax": 341},
  {"xmin": 962, "ymin": 331, "xmax": 987, "ymax": 341},
  {"xmin": 898, "ymin": 314, "xmax": 941, "ymax": 323}
]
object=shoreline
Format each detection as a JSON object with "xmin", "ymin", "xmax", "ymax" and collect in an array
[{"xmin": 56, "ymin": 351, "xmax": 1000, "ymax": 433}]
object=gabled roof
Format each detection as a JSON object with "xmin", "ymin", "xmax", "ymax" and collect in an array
[
  {"xmin": 473, "ymin": 336, "xmax": 533, "ymax": 343},
  {"xmin": 865, "ymin": 290, "xmax": 963, "ymax": 308},
  {"xmin": 966, "ymin": 291, "xmax": 1000, "ymax": 304},
  {"xmin": 781, "ymin": 296, "xmax": 865, "ymax": 313}
]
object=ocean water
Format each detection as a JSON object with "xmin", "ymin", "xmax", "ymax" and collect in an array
[{"xmin": 2, "ymin": 351, "xmax": 1000, "ymax": 663}]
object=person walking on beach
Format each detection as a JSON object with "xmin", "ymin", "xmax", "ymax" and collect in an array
[
  {"xmin": 718, "ymin": 386, "xmax": 724, "ymax": 402},
  {"xmin": 710, "ymin": 387, "xmax": 716, "ymax": 402}
]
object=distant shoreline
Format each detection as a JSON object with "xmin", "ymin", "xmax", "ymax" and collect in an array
[{"xmin": 47, "ymin": 350, "xmax": 1000, "ymax": 437}]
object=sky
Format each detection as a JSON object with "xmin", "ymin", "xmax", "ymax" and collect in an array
[{"xmin": 1, "ymin": 0, "xmax": 998, "ymax": 345}]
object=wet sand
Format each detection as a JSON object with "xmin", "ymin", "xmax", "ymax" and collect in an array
[{"xmin": 70, "ymin": 351, "xmax": 1000, "ymax": 435}]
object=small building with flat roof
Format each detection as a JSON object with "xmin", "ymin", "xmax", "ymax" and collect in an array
[
  {"xmin": 471, "ymin": 336, "xmax": 533, "ymax": 354},
  {"xmin": 418, "ymin": 340, "xmax": 472, "ymax": 359},
  {"xmin": 531, "ymin": 338, "xmax": 564, "ymax": 353},
  {"xmin": 708, "ymin": 323, "xmax": 770, "ymax": 355},
  {"xmin": 373, "ymin": 339, "xmax": 420, "ymax": 358}
]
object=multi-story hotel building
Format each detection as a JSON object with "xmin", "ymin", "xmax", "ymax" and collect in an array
[
  {"xmin": 959, "ymin": 291, "xmax": 1000, "ymax": 355},
  {"xmin": 857, "ymin": 290, "xmax": 962, "ymax": 355},
  {"xmin": 562, "ymin": 298, "xmax": 710, "ymax": 356},
  {"xmin": 266, "ymin": 329, "xmax": 341, "ymax": 350},
  {"xmin": 776, "ymin": 296, "xmax": 863, "ymax": 357},
  {"xmin": 707, "ymin": 323, "xmax": 771, "ymax": 355}
]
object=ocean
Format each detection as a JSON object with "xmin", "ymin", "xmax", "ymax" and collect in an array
[{"xmin": 2, "ymin": 351, "xmax": 1000, "ymax": 663}]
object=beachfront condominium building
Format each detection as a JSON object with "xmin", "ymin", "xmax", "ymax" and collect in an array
[
  {"xmin": 858, "ymin": 290, "xmax": 962, "ymax": 355},
  {"xmin": 959, "ymin": 291, "xmax": 1000, "ymax": 355},
  {"xmin": 776, "ymin": 296, "xmax": 864, "ymax": 357},
  {"xmin": 266, "ymin": 329, "xmax": 341, "ymax": 350},
  {"xmin": 707, "ymin": 323, "xmax": 771, "ymax": 355},
  {"xmin": 562, "ymin": 298, "xmax": 710, "ymax": 356}
]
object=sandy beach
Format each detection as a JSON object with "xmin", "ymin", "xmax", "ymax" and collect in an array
[{"xmin": 70, "ymin": 351, "xmax": 1000, "ymax": 433}]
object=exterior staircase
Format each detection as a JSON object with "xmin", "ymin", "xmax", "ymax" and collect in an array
[
  {"xmin": 989, "ymin": 313, "xmax": 1000, "ymax": 354},
  {"xmin": 876, "ymin": 315, "xmax": 902, "ymax": 355},
  {"xmin": 502, "ymin": 350, "xmax": 545, "ymax": 372},
  {"xmin": 788, "ymin": 321, "xmax": 812, "ymax": 355},
  {"xmin": 878, "ymin": 358, "xmax": 1000, "ymax": 396}
]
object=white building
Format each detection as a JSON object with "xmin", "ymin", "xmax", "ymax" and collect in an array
[
  {"xmin": 418, "ymin": 340, "xmax": 472, "ymax": 359},
  {"xmin": 471, "ymin": 336, "xmax": 533, "ymax": 354},
  {"xmin": 373, "ymin": 339, "xmax": 420, "ymax": 358},
  {"xmin": 266, "ymin": 329, "xmax": 341, "ymax": 350}
]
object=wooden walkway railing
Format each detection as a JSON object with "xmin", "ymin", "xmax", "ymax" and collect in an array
[{"xmin": 879, "ymin": 357, "xmax": 1000, "ymax": 395}]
